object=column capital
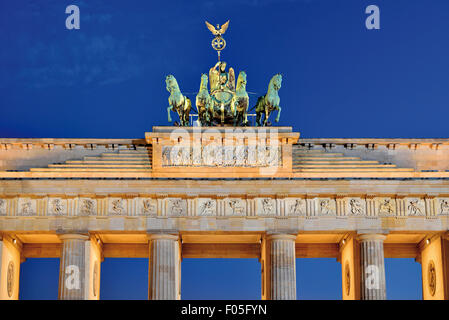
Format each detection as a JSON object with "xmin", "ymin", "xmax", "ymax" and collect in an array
[
  {"xmin": 357, "ymin": 233, "xmax": 387, "ymax": 242},
  {"xmin": 267, "ymin": 233, "xmax": 297, "ymax": 241},
  {"xmin": 58, "ymin": 234, "xmax": 89, "ymax": 241},
  {"xmin": 148, "ymin": 233, "xmax": 179, "ymax": 241}
]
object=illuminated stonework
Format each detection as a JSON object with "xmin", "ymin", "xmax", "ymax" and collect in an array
[
  {"xmin": 7, "ymin": 261, "xmax": 14, "ymax": 298},
  {"xmin": 428, "ymin": 260, "xmax": 436, "ymax": 296},
  {"xmin": 1, "ymin": 126, "xmax": 449, "ymax": 300}
]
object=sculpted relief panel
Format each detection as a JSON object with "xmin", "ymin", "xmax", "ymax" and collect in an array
[
  {"xmin": 197, "ymin": 198, "xmax": 217, "ymax": 216},
  {"xmin": 162, "ymin": 145, "xmax": 281, "ymax": 167},
  {"xmin": 108, "ymin": 198, "xmax": 127, "ymax": 216},
  {"xmin": 256, "ymin": 198, "xmax": 276, "ymax": 216},
  {"xmin": 18, "ymin": 198, "xmax": 36, "ymax": 216},
  {"xmin": 438, "ymin": 198, "xmax": 449, "ymax": 215},
  {"xmin": 317, "ymin": 198, "xmax": 336, "ymax": 216},
  {"xmin": 139, "ymin": 198, "xmax": 157, "ymax": 216},
  {"xmin": 225, "ymin": 198, "xmax": 246, "ymax": 216},
  {"xmin": 406, "ymin": 198, "xmax": 425, "ymax": 216},
  {"xmin": 346, "ymin": 198, "xmax": 365, "ymax": 216},
  {"xmin": 286, "ymin": 198, "xmax": 306, "ymax": 216},
  {"xmin": 79, "ymin": 198, "xmax": 97, "ymax": 216},
  {"xmin": 48, "ymin": 198, "xmax": 67, "ymax": 216},
  {"xmin": 376, "ymin": 197, "xmax": 396, "ymax": 216},
  {"xmin": 166, "ymin": 198, "xmax": 187, "ymax": 216}
]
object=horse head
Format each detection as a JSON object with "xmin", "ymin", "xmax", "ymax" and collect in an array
[
  {"xmin": 236, "ymin": 71, "xmax": 247, "ymax": 90},
  {"xmin": 200, "ymin": 74, "xmax": 208, "ymax": 90},
  {"xmin": 271, "ymin": 73, "xmax": 282, "ymax": 91},
  {"xmin": 165, "ymin": 74, "xmax": 179, "ymax": 92}
]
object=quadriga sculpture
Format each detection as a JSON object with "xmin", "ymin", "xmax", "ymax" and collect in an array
[
  {"xmin": 195, "ymin": 74, "xmax": 212, "ymax": 126},
  {"xmin": 231, "ymin": 71, "xmax": 249, "ymax": 126},
  {"xmin": 254, "ymin": 74, "xmax": 282, "ymax": 126},
  {"xmin": 166, "ymin": 75, "xmax": 191, "ymax": 126}
]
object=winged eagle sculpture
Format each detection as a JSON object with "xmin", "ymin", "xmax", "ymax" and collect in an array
[
  {"xmin": 205, "ymin": 20, "xmax": 230, "ymax": 37},
  {"xmin": 206, "ymin": 20, "xmax": 230, "ymax": 60}
]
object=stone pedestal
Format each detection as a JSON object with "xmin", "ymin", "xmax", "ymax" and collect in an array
[
  {"xmin": 58, "ymin": 234, "xmax": 101, "ymax": 300},
  {"xmin": 261, "ymin": 234, "xmax": 296, "ymax": 300},
  {"xmin": 148, "ymin": 234, "xmax": 181, "ymax": 300},
  {"xmin": 0, "ymin": 237, "xmax": 21, "ymax": 300},
  {"xmin": 145, "ymin": 126, "xmax": 299, "ymax": 178},
  {"xmin": 358, "ymin": 234, "xmax": 387, "ymax": 300}
]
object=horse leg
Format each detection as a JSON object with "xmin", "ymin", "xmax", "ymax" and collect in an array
[
  {"xmin": 183, "ymin": 110, "xmax": 189, "ymax": 126},
  {"xmin": 167, "ymin": 106, "xmax": 173, "ymax": 123},
  {"xmin": 177, "ymin": 110, "xmax": 182, "ymax": 126},
  {"xmin": 263, "ymin": 108, "xmax": 269, "ymax": 126},
  {"xmin": 256, "ymin": 111, "xmax": 262, "ymax": 127},
  {"xmin": 275, "ymin": 106, "xmax": 281, "ymax": 123},
  {"xmin": 181, "ymin": 111, "xmax": 186, "ymax": 126},
  {"xmin": 186, "ymin": 105, "xmax": 191, "ymax": 126}
]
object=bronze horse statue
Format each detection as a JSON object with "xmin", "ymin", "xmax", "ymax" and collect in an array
[
  {"xmin": 195, "ymin": 74, "xmax": 212, "ymax": 126},
  {"xmin": 231, "ymin": 71, "xmax": 249, "ymax": 126},
  {"xmin": 254, "ymin": 74, "xmax": 282, "ymax": 126},
  {"xmin": 166, "ymin": 75, "xmax": 191, "ymax": 126}
]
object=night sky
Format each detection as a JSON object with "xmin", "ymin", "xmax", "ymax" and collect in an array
[{"xmin": 1, "ymin": 0, "xmax": 448, "ymax": 299}]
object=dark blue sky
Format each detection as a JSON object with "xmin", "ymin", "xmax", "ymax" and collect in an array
[
  {"xmin": 2, "ymin": 0, "xmax": 447, "ymax": 299},
  {"xmin": 1, "ymin": 0, "xmax": 449, "ymax": 138},
  {"xmin": 19, "ymin": 258, "xmax": 422, "ymax": 300}
]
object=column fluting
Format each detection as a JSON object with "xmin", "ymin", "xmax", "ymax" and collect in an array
[
  {"xmin": 148, "ymin": 234, "xmax": 181, "ymax": 300},
  {"xmin": 58, "ymin": 234, "xmax": 89, "ymax": 300},
  {"xmin": 358, "ymin": 233, "xmax": 387, "ymax": 300},
  {"xmin": 269, "ymin": 234, "xmax": 296, "ymax": 300}
]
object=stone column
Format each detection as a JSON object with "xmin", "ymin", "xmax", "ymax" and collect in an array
[
  {"xmin": 339, "ymin": 235, "xmax": 361, "ymax": 300},
  {"xmin": 419, "ymin": 236, "xmax": 449, "ymax": 300},
  {"xmin": 261, "ymin": 234, "xmax": 296, "ymax": 300},
  {"xmin": 58, "ymin": 234, "xmax": 89, "ymax": 300},
  {"xmin": 0, "ymin": 236, "xmax": 22, "ymax": 300},
  {"xmin": 148, "ymin": 234, "xmax": 181, "ymax": 300},
  {"xmin": 358, "ymin": 234, "xmax": 387, "ymax": 300}
]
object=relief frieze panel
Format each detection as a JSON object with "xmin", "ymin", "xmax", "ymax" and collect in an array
[
  {"xmin": 108, "ymin": 198, "xmax": 127, "ymax": 216},
  {"xmin": 197, "ymin": 198, "xmax": 217, "ymax": 216},
  {"xmin": 317, "ymin": 198, "xmax": 336, "ymax": 216},
  {"xmin": 139, "ymin": 198, "xmax": 157, "ymax": 216},
  {"xmin": 285, "ymin": 198, "xmax": 306, "ymax": 216},
  {"xmin": 346, "ymin": 197, "xmax": 365, "ymax": 216},
  {"xmin": 161, "ymin": 145, "xmax": 281, "ymax": 167},
  {"xmin": 78, "ymin": 198, "xmax": 97, "ymax": 216},
  {"xmin": 406, "ymin": 198, "xmax": 426, "ymax": 216},
  {"xmin": 166, "ymin": 198, "xmax": 187, "ymax": 217},
  {"xmin": 18, "ymin": 198, "xmax": 37, "ymax": 216},
  {"xmin": 376, "ymin": 197, "xmax": 396, "ymax": 216},
  {"xmin": 225, "ymin": 198, "xmax": 247, "ymax": 216},
  {"xmin": 1, "ymin": 195, "xmax": 449, "ymax": 219},
  {"xmin": 256, "ymin": 198, "xmax": 277, "ymax": 216},
  {"xmin": 48, "ymin": 198, "xmax": 67, "ymax": 216},
  {"xmin": 438, "ymin": 198, "xmax": 449, "ymax": 215}
]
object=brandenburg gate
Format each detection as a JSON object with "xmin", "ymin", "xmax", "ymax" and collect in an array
[
  {"xmin": 1, "ymin": 21, "xmax": 449, "ymax": 301},
  {"xmin": 0, "ymin": 126, "xmax": 449, "ymax": 300}
]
